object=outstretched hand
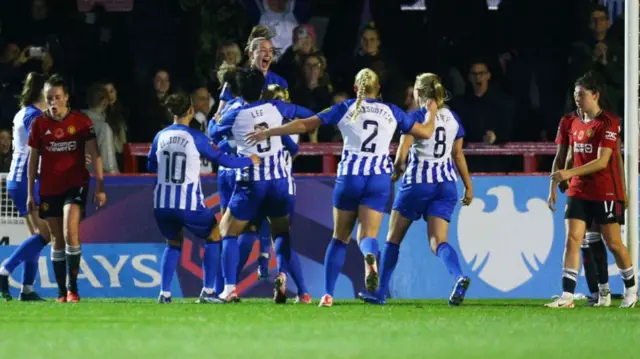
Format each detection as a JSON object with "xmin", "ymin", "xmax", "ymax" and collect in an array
[{"xmin": 245, "ymin": 129, "xmax": 269, "ymax": 146}]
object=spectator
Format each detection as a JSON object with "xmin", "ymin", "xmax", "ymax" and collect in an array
[
  {"xmin": 131, "ymin": 70, "xmax": 173, "ymax": 142},
  {"xmin": 450, "ymin": 61, "xmax": 516, "ymax": 172},
  {"xmin": 190, "ymin": 85, "xmax": 214, "ymax": 133},
  {"xmin": 451, "ymin": 61, "xmax": 516, "ymax": 145},
  {"xmin": 247, "ymin": 0, "xmax": 307, "ymax": 57},
  {"xmin": 274, "ymin": 24, "xmax": 318, "ymax": 86},
  {"xmin": 347, "ymin": 22, "xmax": 398, "ymax": 102},
  {"xmin": 84, "ymin": 83, "xmax": 119, "ymax": 173},
  {"xmin": 103, "ymin": 81, "xmax": 128, "ymax": 170},
  {"xmin": 0, "ymin": 128, "xmax": 11, "ymax": 172},
  {"xmin": 567, "ymin": 4, "xmax": 623, "ymax": 115},
  {"xmin": 290, "ymin": 52, "xmax": 333, "ymax": 142}
]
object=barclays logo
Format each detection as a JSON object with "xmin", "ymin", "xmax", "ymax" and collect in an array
[{"xmin": 457, "ymin": 186, "xmax": 554, "ymax": 292}]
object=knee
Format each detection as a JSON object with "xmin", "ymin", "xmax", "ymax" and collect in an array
[
  {"xmin": 566, "ymin": 232, "xmax": 584, "ymax": 250},
  {"xmin": 604, "ymin": 238, "xmax": 624, "ymax": 253}
]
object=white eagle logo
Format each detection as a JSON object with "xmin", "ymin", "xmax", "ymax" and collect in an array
[{"xmin": 457, "ymin": 186, "xmax": 554, "ymax": 292}]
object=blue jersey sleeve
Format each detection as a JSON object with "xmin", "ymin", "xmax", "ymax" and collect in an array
[
  {"xmin": 273, "ymin": 100, "xmax": 314, "ymax": 119},
  {"xmin": 213, "ymin": 108, "xmax": 240, "ymax": 143},
  {"xmin": 216, "ymin": 138, "xmax": 233, "ymax": 154},
  {"xmin": 219, "ymin": 83, "xmax": 233, "ymax": 102},
  {"xmin": 317, "ymin": 101, "xmax": 350, "ymax": 125},
  {"xmin": 391, "ymin": 104, "xmax": 416, "ymax": 134},
  {"xmin": 281, "ymin": 135, "xmax": 299, "ymax": 156},
  {"xmin": 451, "ymin": 110, "xmax": 465, "ymax": 139},
  {"xmin": 194, "ymin": 131, "xmax": 252, "ymax": 168},
  {"xmin": 23, "ymin": 109, "xmax": 40, "ymax": 132},
  {"xmin": 147, "ymin": 135, "xmax": 159, "ymax": 173}
]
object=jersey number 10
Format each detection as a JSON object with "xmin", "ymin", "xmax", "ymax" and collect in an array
[{"xmin": 163, "ymin": 151, "xmax": 187, "ymax": 184}]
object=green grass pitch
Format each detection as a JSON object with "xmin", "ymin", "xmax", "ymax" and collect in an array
[{"xmin": 1, "ymin": 298, "xmax": 639, "ymax": 359}]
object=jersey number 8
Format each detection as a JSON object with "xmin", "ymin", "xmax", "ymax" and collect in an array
[
  {"xmin": 433, "ymin": 127, "xmax": 446, "ymax": 158},
  {"xmin": 163, "ymin": 151, "xmax": 187, "ymax": 184},
  {"xmin": 254, "ymin": 122, "xmax": 271, "ymax": 153}
]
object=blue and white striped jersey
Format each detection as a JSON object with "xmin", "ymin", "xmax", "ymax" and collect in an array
[
  {"xmin": 215, "ymin": 100, "xmax": 312, "ymax": 181},
  {"xmin": 317, "ymin": 98, "xmax": 415, "ymax": 176},
  {"xmin": 402, "ymin": 107, "xmax": 465, "ymax": 184},
  {"xmin": 7, "ymin": 105, "xmax": 42, "ymax": 183},
  {"xmin": 148, "ymin": 124, "xmax": 252, "ymax": 210},
  {"xmin": 211, "ymin": 97, "xmax": 245, "ymax": 172},
  {"xmin": 283, "ymin": 134, "xmax": 299, "ymax": 195}
]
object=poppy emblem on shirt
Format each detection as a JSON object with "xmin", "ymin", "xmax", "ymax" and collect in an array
[
  {"xmin": 54, "ymin": 128, "xmax": 64, "ymax": 139},
  {"xmin": 67, "ymin": 126, "xmax": 76, "ymax": 135}
]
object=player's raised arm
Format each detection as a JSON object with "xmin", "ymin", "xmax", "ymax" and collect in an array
[{"xmin": 245, "ymin": 116, "xmax": 322, "ymax": 145}]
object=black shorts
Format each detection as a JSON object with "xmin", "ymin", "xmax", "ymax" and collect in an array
[
  {"xmin": 39, "ymin": 185, "xmax": 89, "ymax": 219},
  {"xmin": 565, "ymin": 197, "xmax": 625, "ymax": 225}
]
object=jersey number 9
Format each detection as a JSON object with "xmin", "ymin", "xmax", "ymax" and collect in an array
[
  {"xmin": 361, "ymin": 120, "xmax": 379, "ymax": 153},
  {"xmin": 433, "ymin": 127, "xmax": 446, "ymax": 158},
  {"xmin": 163, "ymin": 151, "xmax": 187, "ymax": 184},
  {"xmin": 254, "ymin": 122, "xmax": 271, "ymax": 153}
]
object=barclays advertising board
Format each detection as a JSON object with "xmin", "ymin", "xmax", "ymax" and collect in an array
[{"xmin": 0, "ymin": 176, "xmax": 635, "ymax": 299}]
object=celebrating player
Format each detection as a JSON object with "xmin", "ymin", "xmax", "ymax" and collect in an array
[
  {"xmin": 359, "ymin": 73, "xmax": 473, "ymax": 306},
  {"xmin": 547, "ymin": 72, "xmax": 636, "ymax": 308},
  {"xmin": 213, "ymin": 69, "xmax": 313, "ymax": 303},
  {"xmin": 149, "ymin": 93, "xmax": 259, "ymax": 304},
  {"xmin": 215, "ymin": 35, "xmax": 288, "ymax": 119},
  {"xmin": 549, "ymin": 111, "xmax": 617, "ymax": 306},
  {"xmin": 0, "ymin": 72, "xmax": 50, "ymax": 301},
  {"xmin": 26, "ymin": 74, "xmax": 107, "ymax": 303},
  {"xmin": 246, "ymin": 68, "xmax": 437, "ymax": 307}
]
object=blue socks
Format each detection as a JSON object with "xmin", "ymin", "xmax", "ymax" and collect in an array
[
  {"xmin": 376, "ymin": 242, "xmax": 400, "ymax": 298},
  {"xmin": 323, "ymin": 238, "xmax": 347, "ymax": 296},
  {"xmin": 288, "ymin": 251, "xmax": 308, "ymax": 295},
  {"xmin": 237, "ymin": 231, "xmax": 258, "ymax": 276},
  {"xmin": 274, "ymin": 233, "xmax": 291, "ymax": 274},
  {"xmin": 202, "ymin": 241, "xmax": 220, "ymax": 291},
  {"xmin": 160, "ymin": 245, "xmax": 181, "ymax": 292},
  {"xmin": 214, "ymin": 249, "xmax": 224, "ymax": 294},
  {"xmin": 258, "ymin": 221, "xmax": 272, "ymax": 274},
  {"xmin": 358, "ymin": 237, "xmax": 379, "ymax": 257},
  {"xmin": 222, "ymin": 236, "xmax": 239, "ymax": 285},
  {"xmin": 436, "ymin": 242, "xmax": 463, "ymax": 280},
  {"xmin": 0, "ymin": 234, "xmax": 46, "ymax": 283},
  {"xmin": 22, "ymin": 254, "xmax": 39, "ymax": 286}
]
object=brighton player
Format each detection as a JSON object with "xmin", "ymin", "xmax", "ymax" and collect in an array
[
  {"xmin": 246, "ymin": 68, "xmax": 437, "ymax": 307},
  {"xmin": 213, "ymin": 69, "xmax": 313, "ymax": 303},
  {"xmin": 0, "ymin": 72, "xmax": 50, "ymax": 301},
  {"xmin": 549, "ymin": 110, "xmax": 620, "ymax": 306},
  {"xmin": 148, "ymin": 93, "xmax": 260, "ymax": 304},
  {"xmin": 256, "ymin": 84, "xmax": 311, "ymax": 304},
  {"xmin": 547, "ymin": 72, "xmax": 636, "ymax": 308},
  {"xmin": 215, "ymin": 35, "xmax": 288, "ymax": 120},
  {"xmin": 359, "ymin": 73, "xmax": 473, "ymax": 306},
  {"xmin": 26, "ymin": 74, "xmax": 107, "ymax": 303}
]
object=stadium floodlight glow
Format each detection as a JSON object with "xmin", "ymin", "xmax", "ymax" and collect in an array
[{"xmin": 624, "ymin": 0, "xmax": 639, "ymax": 277}]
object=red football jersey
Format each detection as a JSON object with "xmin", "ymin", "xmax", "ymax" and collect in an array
[
  {"xmin": 556, "ymin": 110, "xmax": 623, "ymax": 201},
  {"xmin": 28, "ymin": 110, "xmax": 96, "ymax": 196}
]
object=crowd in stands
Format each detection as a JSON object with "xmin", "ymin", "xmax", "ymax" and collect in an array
[{"xmin": 0, "ymin": 0, "xmax": 627, "ymax": 174}]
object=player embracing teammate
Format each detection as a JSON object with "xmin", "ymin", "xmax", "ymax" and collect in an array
[{"xmin": 547, "ymin": 72, "xmax": 637, "ymax": 308}]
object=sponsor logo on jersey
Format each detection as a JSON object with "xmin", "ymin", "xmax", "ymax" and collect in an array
[
  {"xmin": 573, "ymin": 143, "xmax": 593, "ymax": 154},
  {"xmin": 46, "ymin": 141, "xmax": 77, "ymax": 152},
  {"xmin": 605, "ymin": 131, "xmax": 617, "ymax": 141}
]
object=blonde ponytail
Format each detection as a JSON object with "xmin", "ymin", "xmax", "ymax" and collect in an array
[
  {"xmin": 414, "ymin": 73, "xmax": 447, "ymax": 109},
  {"xmin": 351, "ymin": 68, "xmax": 379, "ymax": 122}
]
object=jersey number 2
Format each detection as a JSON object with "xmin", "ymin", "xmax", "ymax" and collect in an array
[
  {"xmin": 254, "ymin": 122, "xmax": 271, "ymax": 153},
  {"xmin": 163, "ymin": 151, "xmax": 187, "ymax": 184},
  {"xmin": 433, "ymin": 127, "xmax": 446, "ymax": 158},
  {"xmin": 361, "ymin": 120, "xmax": 378, "ymax": 153}
]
